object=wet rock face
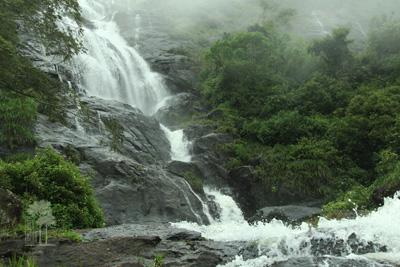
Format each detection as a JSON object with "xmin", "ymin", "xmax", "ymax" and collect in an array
[
  {"xmin": 250, "ymin": 205, "xmax": 322, "ymax": 224},
  {"xmin": 309, "ymin": 232, "xmax": 387, "ymax": 257},
  {"xmin": 152, "ymin": 93, "xmax": 207, "ymax": 127},
  {"xmin": 0, "ymin": 187, "xmax": 23, "ymax": 228},
  {"xmin": 113, "ymin": 9, "xmax": 200, "ymax": 94},
  {"xmin": 372, "ymin": 183, "xmax": 400, "ymax": 206},
  {"xmin": 227, "ymin": 165, "xmax": 320, "ymax": 219},
  {"xmin": 32, "ymin": 96, "xmax": 211, "ymax": 226},
  {"xmin": 26, "ymin": 224, "xmax": 259, "ymax": 267}
]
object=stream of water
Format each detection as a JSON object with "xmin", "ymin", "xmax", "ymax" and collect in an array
[
  {"xmin": 174, "ymin": 189, "xmax": 400, "ymax": 266},
  {"xmin": 67, "ymin": 1, "xmax": 400, "ymax": 266}
]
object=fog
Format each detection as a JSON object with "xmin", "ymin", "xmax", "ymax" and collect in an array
[{"xmin": 108, "ymin": 0, "xmax": 400, "ymax": 46}]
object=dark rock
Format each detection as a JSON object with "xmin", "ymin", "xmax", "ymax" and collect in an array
[
  {"xmin": 32, "ymin": 236, "xmax": 161, "ymax": 267},
  {"xmin": 166, "ymin": 161, "xmax": 202, "ymax": 179},
  {"xmin": 0, "ymin": 188, "xmax": 23, "ymax": 228},
  {"xmin": 0, "ymin": 240, "xmax": 26, "ymax": 259},
  {"xmin": 166, "ymin": 229, "xmax": 202, "ymax": 241},
  {"xmin": 190, "ymin": 154, "xmax": 230, "ymax": 188},
  {"xmin": 192, "ymin": 133, "xmax": 233, "ymax": 155},
  {"xmin": 228, "ymin": 166, "xmax": 261, "ymax": 218},
  {"xmin": 228, "ymin": 165, "xmax": 323, "ymax": 220},
  {"xmin": 310, "ymin": 231, "xmax": 387, "ymax": 257},
  {"xmin": 190, "ymin": 251, "xmax": 222, "ymax": 267},
  {"xmin": 372, "ymin": 183, "xmax": 400, "ymax": 206},
  {"xmin": 32, "ymin": 96, "xmax": 211, "ymax": 226},
  {"xmin": 250, "ymin": 205, "xmax": 321, "ymax": 224},
  {"xmin": 183, "ymin": 124, "xmax": 218, "ymax": 140},
  {"xmin": 199, "ymin": 109, "xmax": 224, "ymax": 121},
  {"xmin": 153, "ymin": 93, "xmax": 206, "ymax": 127}
]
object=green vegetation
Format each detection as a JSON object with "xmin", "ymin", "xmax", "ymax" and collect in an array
[
  {"xmin": 0, "ymin": 0, "xmax": 84, "ymax": 150},
  {"xmin": 1, "ymin": 254, "xmax": 38, "ymax": 267},
  {"xmin": 46, "ymin": 229, "xmax": 84, "ymax": 243},
  {"xmin": 102, "ymin": 117, "xmax": 125, "ymax": 152},
  {"xmin": 182, "ymin": 171, "xmax": 204, "ymax": 194},
  {"xmin": 197, "ymin": 12, "xmax": 400, "ymax": 212},
  {"xmin": 152, "ymin": 252, "xmax": 166, "ymax": 267},
  {"xmin": 0, "ymin": 147, "xmax": 104, "ymax": 229}
]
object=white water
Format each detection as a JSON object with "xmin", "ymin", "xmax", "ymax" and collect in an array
[
  {"xmin": 72, "ymin": 0, "xmax": 168, "ymax": 116},
  {"xmin": 312, "ymin": 10, "xmax": 329, "ymax": 35},
  {"xmin": 160, "ymin": 124, "xmax": 192, "ymax": 162},
  {"xmin": 173, "ymin": 189, "xmax": 400, "ymax": 266}
]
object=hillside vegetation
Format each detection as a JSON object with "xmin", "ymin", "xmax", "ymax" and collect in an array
[{"xmin": 196, "ymin": 10, "xmax": 400, "ymax": 211}]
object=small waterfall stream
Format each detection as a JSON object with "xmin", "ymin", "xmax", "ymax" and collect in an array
[
  {"xmin": 160, "ymin": 124, "xmax": 192, "ymax": 162},
  {"xmin": 312, "ymin": 10, "xmax": 328, "ymax": 35}
]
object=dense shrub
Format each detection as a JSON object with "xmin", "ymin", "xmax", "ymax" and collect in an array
[{"xmin": 0, "ymin": 147, "xmax": 104, "ymax": 229}]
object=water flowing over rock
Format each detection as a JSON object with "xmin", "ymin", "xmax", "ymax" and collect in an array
[{"xmin": 33, "ymin": 96, "xmax": 210, "ymax": 226}]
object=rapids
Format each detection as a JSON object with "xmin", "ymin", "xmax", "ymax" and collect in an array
[{"xmin": 173, "ymin": 189, "xmax": 400, "ymax": 266}]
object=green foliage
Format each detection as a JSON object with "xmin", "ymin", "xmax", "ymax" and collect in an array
[
  {"xmin": 308, "ymin": 28, "xmax": 354, "ymax": 75},
  {"xmin": 0, "ymin": 0, "xmax": 84, "ymax": 149},
  {"xmin": 47, "ymin": 229, "xmax": 83, "ymax": 243},
  {"xmin": 3, "ymin": 153, "xmax": 33, "ymax": 164},
  {"xmin": 102, "ymin": 117, "xmax": 125, "ymax": 152},
  {"xmin": 182, "ymin": 172, "xmax": 204, "ymax": 194},
  {"xmin": 153, "ymin": 252, "xmax": 166, "ymax": 267},
  {"xmin": 243, "ymin": 110, "xmax": 310, "ymax": 145},
  {"xmin": 374, "ymin": 149, "xmax": 400, "ymax": 189},
  {"xmin": 255, "ymin": 139, "xmax": 346, "ymax": 197},
  {"xmin": 4, "ymin": 254, "xmax": 38, "ymax": 267},
  {"xmin": 0, "ymin": 92, "xmax": 38, "ymax": 150},
  {"xmin": 0, "ymin": 147, "xmax": 104, "ymax": 229},
  {"xmin": 195, "ymin": 12, "xmax": 400, "ymax": 213},
  {"xmin": 63, "ymin": 145, "xmax": 82, "ymax": 165},
  {"xmin": 2, "ymin": 0, "xmax": 84, "ymax": 60},
  {"xmin": 322, "ymin": 185, "xmax": 373, "ymax": 212}
]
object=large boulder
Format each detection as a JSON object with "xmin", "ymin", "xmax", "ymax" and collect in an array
[
  {"xmin": 153, "ymin": 93, "xmax": 206, "ymax": 127},
  {"xmin": 228, "ymin": 166, "xmax": 325, "ymax": 219},
  {"xmin": 0, "ymin": 187, "xmax": 23, "ymax": 228},
  {"xmin": 372, "ymin": 183, "xmax": 400, "ymax": 206},
  {"xmin": 249, "ymin": 205, "xmax": 322, "ymax": 224}
]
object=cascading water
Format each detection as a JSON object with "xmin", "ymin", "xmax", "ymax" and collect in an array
[
  {"xmin": 160, "ymin": 124, "xmax": 192, "ymax": 162},
  {"xmin": 71, "ymin": 0, "xmax": 194, "ymax": 164},
  {"xmin": 71, "ymin": 0, "xmax": 168, "ymax": 116},
  {"xmin": 312, "ymin": 10, "xmax": 329, "ymax": 35},
  {"xmin": 62, "ymin": 1, "xmax": 400, "ymax": 265},
  {"xmin": 173, "ymin": 189, "xmax": 400, "ymax": 266}
]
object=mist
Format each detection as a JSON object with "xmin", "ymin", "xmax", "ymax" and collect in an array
[{"xmin": 108, "ymin": 0, "xmax": 400, "ymax": 43}]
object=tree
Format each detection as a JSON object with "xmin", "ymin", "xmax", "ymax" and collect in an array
[
  {"xmin": 0, "ymin": 147, "xmax": 105, "ymax": 229},
  {"xmin": 308, "ymin": 28, "xmax": 354, "ymax": 75},
  {"xmin": 27, "ymin": 200, "xmax": 56, "ymax": 245},
  {"xmin": 0, "ymin": 0, "xmax": 85, "ymax": 148},
  {"xmin": 1, "ymin": 0, "xmax": 84, "ymax": 60}
]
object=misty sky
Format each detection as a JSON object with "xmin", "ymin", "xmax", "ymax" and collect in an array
[{"xmin": 110, "ymin": 0, "xmax": 400, "ymax": 44}]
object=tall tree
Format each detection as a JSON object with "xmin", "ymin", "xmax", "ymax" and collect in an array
[
  {"xmin": 308, "ymin": 28, "xmax": 354, "ymax": 76},
  {"xmin": 0, "ymin": 0, "xmax": 85, "ymax": 149}
]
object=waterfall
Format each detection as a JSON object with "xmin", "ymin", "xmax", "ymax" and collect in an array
[
  {"xmin": 72, "ymin": 0, "xmax": 168, "ymax": 116},
  {"xmin": 312, "ymin": 10, "xmax": 328, "ymax": 35},
  {"xmin": 160, "ymin": 124, "xmax": 192, "ymax": 162},
  {"xmin": 173, "ymin": 190, "xmax": 400, "ymax": 266}
]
